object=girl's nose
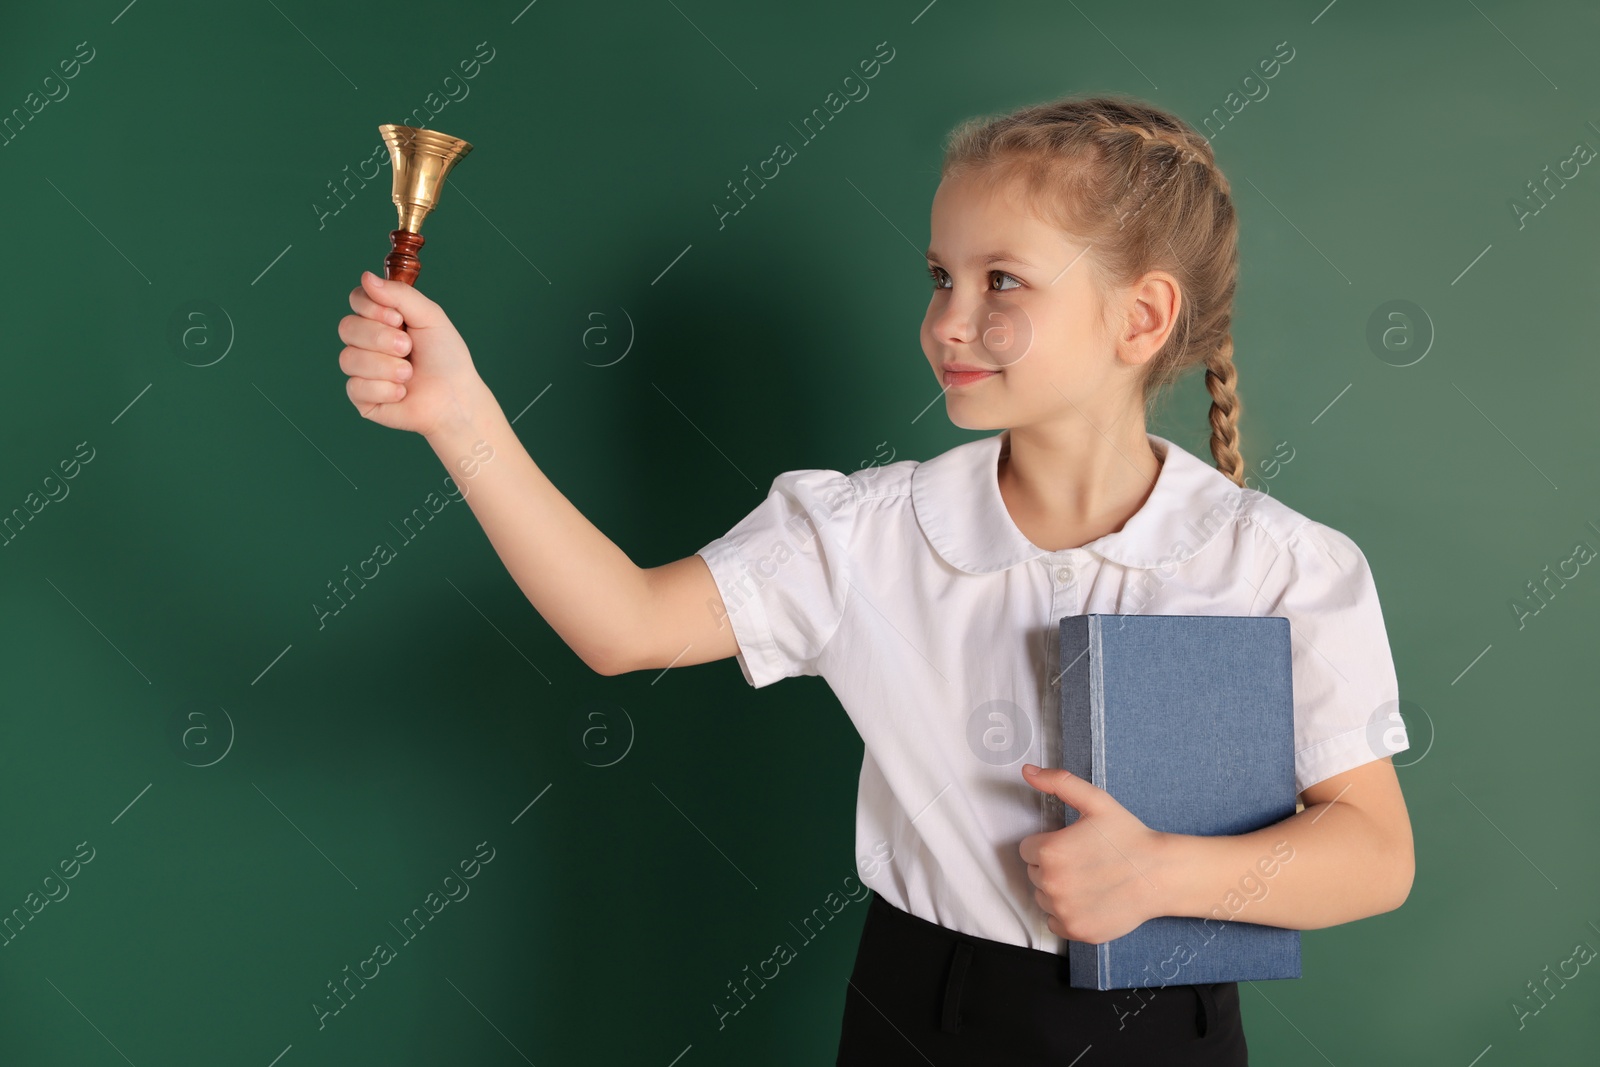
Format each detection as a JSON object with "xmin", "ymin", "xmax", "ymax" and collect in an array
[{"xmin": 930, "ymin": 293, "xmax": 982, "ymax": 345}]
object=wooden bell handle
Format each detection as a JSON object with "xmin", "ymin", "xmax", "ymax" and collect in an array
[{"xmin": 384, "ymin": 229, "xmax": 425, "ymax": 286}]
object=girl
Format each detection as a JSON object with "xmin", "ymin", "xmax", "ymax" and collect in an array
[{"xmin": 336, "ymin": 94, "xmax": 1415, "ymax": 1066}]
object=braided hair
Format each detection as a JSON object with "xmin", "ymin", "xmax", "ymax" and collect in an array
[{"xmin": 939, "ymin": 95, "xmax": 1245, "ymax": 486}]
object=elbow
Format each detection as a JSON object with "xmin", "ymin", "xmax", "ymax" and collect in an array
[
  {"xmin": 1376, "ymin": 837, "xmax": 1415, "ymax": 915},
  {"xmin": 588, "ymin": 644, "xmax": 639, "ymax": 677},
  {"xmin": 1389, "ymin": 851, "xmax": 1415, "ymax": 912}
]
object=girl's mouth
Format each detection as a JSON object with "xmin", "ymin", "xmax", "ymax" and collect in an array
[{"xmin": 944, "ymin": 369, "xmax": 999, "ymax": 388}]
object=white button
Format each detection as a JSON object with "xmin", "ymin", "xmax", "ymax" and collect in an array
[{"xmin": 1055, "ymin": 565, "xmax": 1074, "ymax": 582}]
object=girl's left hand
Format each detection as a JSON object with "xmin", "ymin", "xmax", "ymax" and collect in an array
[{"xmin": 1018, "ymin": 764, "xmax": 1173, "ymax": 945}]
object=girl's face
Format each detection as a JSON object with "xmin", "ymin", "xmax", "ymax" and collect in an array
[{"xmin": 921, "ymin": 171, "xmax": 1154, "ymax": 432}]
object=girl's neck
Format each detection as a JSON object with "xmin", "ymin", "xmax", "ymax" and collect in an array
[{"xmin": 995, "ymin": 424, "xmax": 1163, "ymax": 553}]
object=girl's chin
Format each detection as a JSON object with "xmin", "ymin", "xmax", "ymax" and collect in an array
[{"xmin": 945, "ymin": 408, "xmax": 1007, "ymax": 432}]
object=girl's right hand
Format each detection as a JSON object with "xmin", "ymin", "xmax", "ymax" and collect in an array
[{"xmin": 338, "ymin": 270, "xmax": 492, "ymax": 439}]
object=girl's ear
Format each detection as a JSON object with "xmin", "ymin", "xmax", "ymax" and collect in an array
[
  {"xmin": 1116, "ymin": 272, "xmax": 1180, "ymax": 368},
  {"xmin": 1099, "ymin": 283, "xmax": 1146, "ymax": 367}
]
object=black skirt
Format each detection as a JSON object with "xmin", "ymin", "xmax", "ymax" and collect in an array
[{"xmin": 836, "ymin": 891, "xmax": 1250, "ymax": 1066}]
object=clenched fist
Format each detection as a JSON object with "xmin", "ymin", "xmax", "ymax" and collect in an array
[{"xmin": 337, "ymin": 270, "xmax": 493, "ymax": 440}]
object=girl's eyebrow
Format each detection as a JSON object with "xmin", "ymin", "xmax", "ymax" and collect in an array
[{"xmin": 924, "ymin": 249, "xmax": 1037, "ymax": 267}]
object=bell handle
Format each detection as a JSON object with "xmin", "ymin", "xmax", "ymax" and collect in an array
[{"xmin": 384, "ymin": 229, "xmax": 425, "ymax": 286}]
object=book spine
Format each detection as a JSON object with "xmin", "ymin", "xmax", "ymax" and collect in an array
[
  {"xmin": 1058, "ymin": 617, "xmax": 1093, "ymax": 818},
  {"xmin": 1089, "ymin": 616, "xmax": 1111, "ymax": 985}
]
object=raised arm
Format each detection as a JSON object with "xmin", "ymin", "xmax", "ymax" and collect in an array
[
  {"xmin": 338, "ymin": 271, "xmax": 738, "ymax": 677},
  {"xmin": 424, "ymin": 395, "xmax": 739, "ymax": 676}
]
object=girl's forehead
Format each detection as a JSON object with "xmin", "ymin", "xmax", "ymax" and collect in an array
[
  {"xmin": 935, "ymin": 181, "xmax": 1029, "ymax": 224},
  {"xmin": 930, "ymin": 180, "xmax": 1074, "ymax": 262},
  {"xmin": 934, "ymin": 169, "xmax": 1030, "ymax": 210},
  {"xmin": 934, "ymin": 171, "xmax": 1055, "ymax": 223}
]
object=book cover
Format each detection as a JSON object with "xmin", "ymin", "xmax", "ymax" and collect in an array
[{"xmin": 1057, "ymin": 613, "xmax": 1302, "ymax": 990}]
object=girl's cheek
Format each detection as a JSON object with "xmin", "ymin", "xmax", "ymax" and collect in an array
[{"xmin": 979, "ymin": 303, "xmax": 1033, "ymax": 366}]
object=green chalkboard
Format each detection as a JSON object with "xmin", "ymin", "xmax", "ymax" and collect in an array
[{"xmin": 2, "ymin": 0, "xmax": 1597, "ymax": 1064}]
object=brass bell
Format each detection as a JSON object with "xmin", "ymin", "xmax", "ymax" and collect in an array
[{"xmin": 378, "ymin": 123, "xmax": 473, "ymax": 286}]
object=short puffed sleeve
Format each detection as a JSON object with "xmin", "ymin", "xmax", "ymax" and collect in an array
[
  {"xmin": 1256, "ymin": 519, "xmax": 1411, "ymax": 793},
  {"xmin": 695, "ymin": 468, "xmax": 859, "ymax": 689}
]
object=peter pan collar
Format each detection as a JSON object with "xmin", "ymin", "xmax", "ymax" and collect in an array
[{"xmin": 909, "ymin": 429, "xmax": 1243, "ymax": 573}]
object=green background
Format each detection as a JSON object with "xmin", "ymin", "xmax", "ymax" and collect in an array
[{"xmin": 2, "ymin": 0, "xmax": 1597, "ymax": 1063}]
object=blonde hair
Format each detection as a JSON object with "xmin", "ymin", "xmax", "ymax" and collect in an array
[{"xmin": 940, "ymin": 94, "xmax": 1245, "ymax": 485}]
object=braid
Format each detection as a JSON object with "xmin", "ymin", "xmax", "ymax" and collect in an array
[
  {"xmin": 1205, "ymin": 336, "xmax": 1245, "ymax": 486},
  {"xmin": 1098, "ymin": 118, "xmax": 1229, "ymax": 198},
  {"xmin": 1118, "ymin": 122, "xmax": 1245, "ymax": 486}
]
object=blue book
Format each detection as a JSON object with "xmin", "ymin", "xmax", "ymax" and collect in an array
[{"xmin": 1056, "ymin": 613, "xmax": 1302, "ymax": 990}]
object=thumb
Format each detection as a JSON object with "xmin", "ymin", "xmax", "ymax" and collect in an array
[
  {"xmin": 1021, "ymin": 764, "xmax": 1111, "ymax": 814},
  {"xmin": 361, "ymin": 270, "xmax": 449, "ymax": 329}
]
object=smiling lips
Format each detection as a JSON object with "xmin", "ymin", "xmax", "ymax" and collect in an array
[{"xmin": 942, "ymin": 363, "xmax": 1000, "ymax": 387}]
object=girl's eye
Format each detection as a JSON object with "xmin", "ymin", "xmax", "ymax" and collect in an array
[{"xmin": 926, "ymin": 266, "xmax": 1022, "ymax": 292}]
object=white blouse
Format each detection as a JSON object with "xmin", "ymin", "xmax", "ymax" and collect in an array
[{"xmin": 695, "ymin": 428, "xmax": 1410, "ymax": 952}]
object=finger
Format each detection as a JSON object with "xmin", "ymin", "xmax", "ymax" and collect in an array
[
  {"xmin": 349, "ymin": 284, "xmax": 404, "ymax": 327},
  {"xmin": 1023, "ymin": 765, "xmax": 1107, "ymax": 812},
  {"xmin": 339, "ymin": 313, "xmax": 412, "ymax": 357},
  {"xmin": 1018, "ymin": 831, "xmax": 1054, "ymax": 866},
  {"xmin": 339, "ymin": 346, "xmax": 413, "ymax": 383},
  {"xmin": 347, "ymin": 376, "xmax": 407, "ymax": 406},
  {"xmin": 359, "ymin": 269, "xmax": 448, "ymax": 329}
]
